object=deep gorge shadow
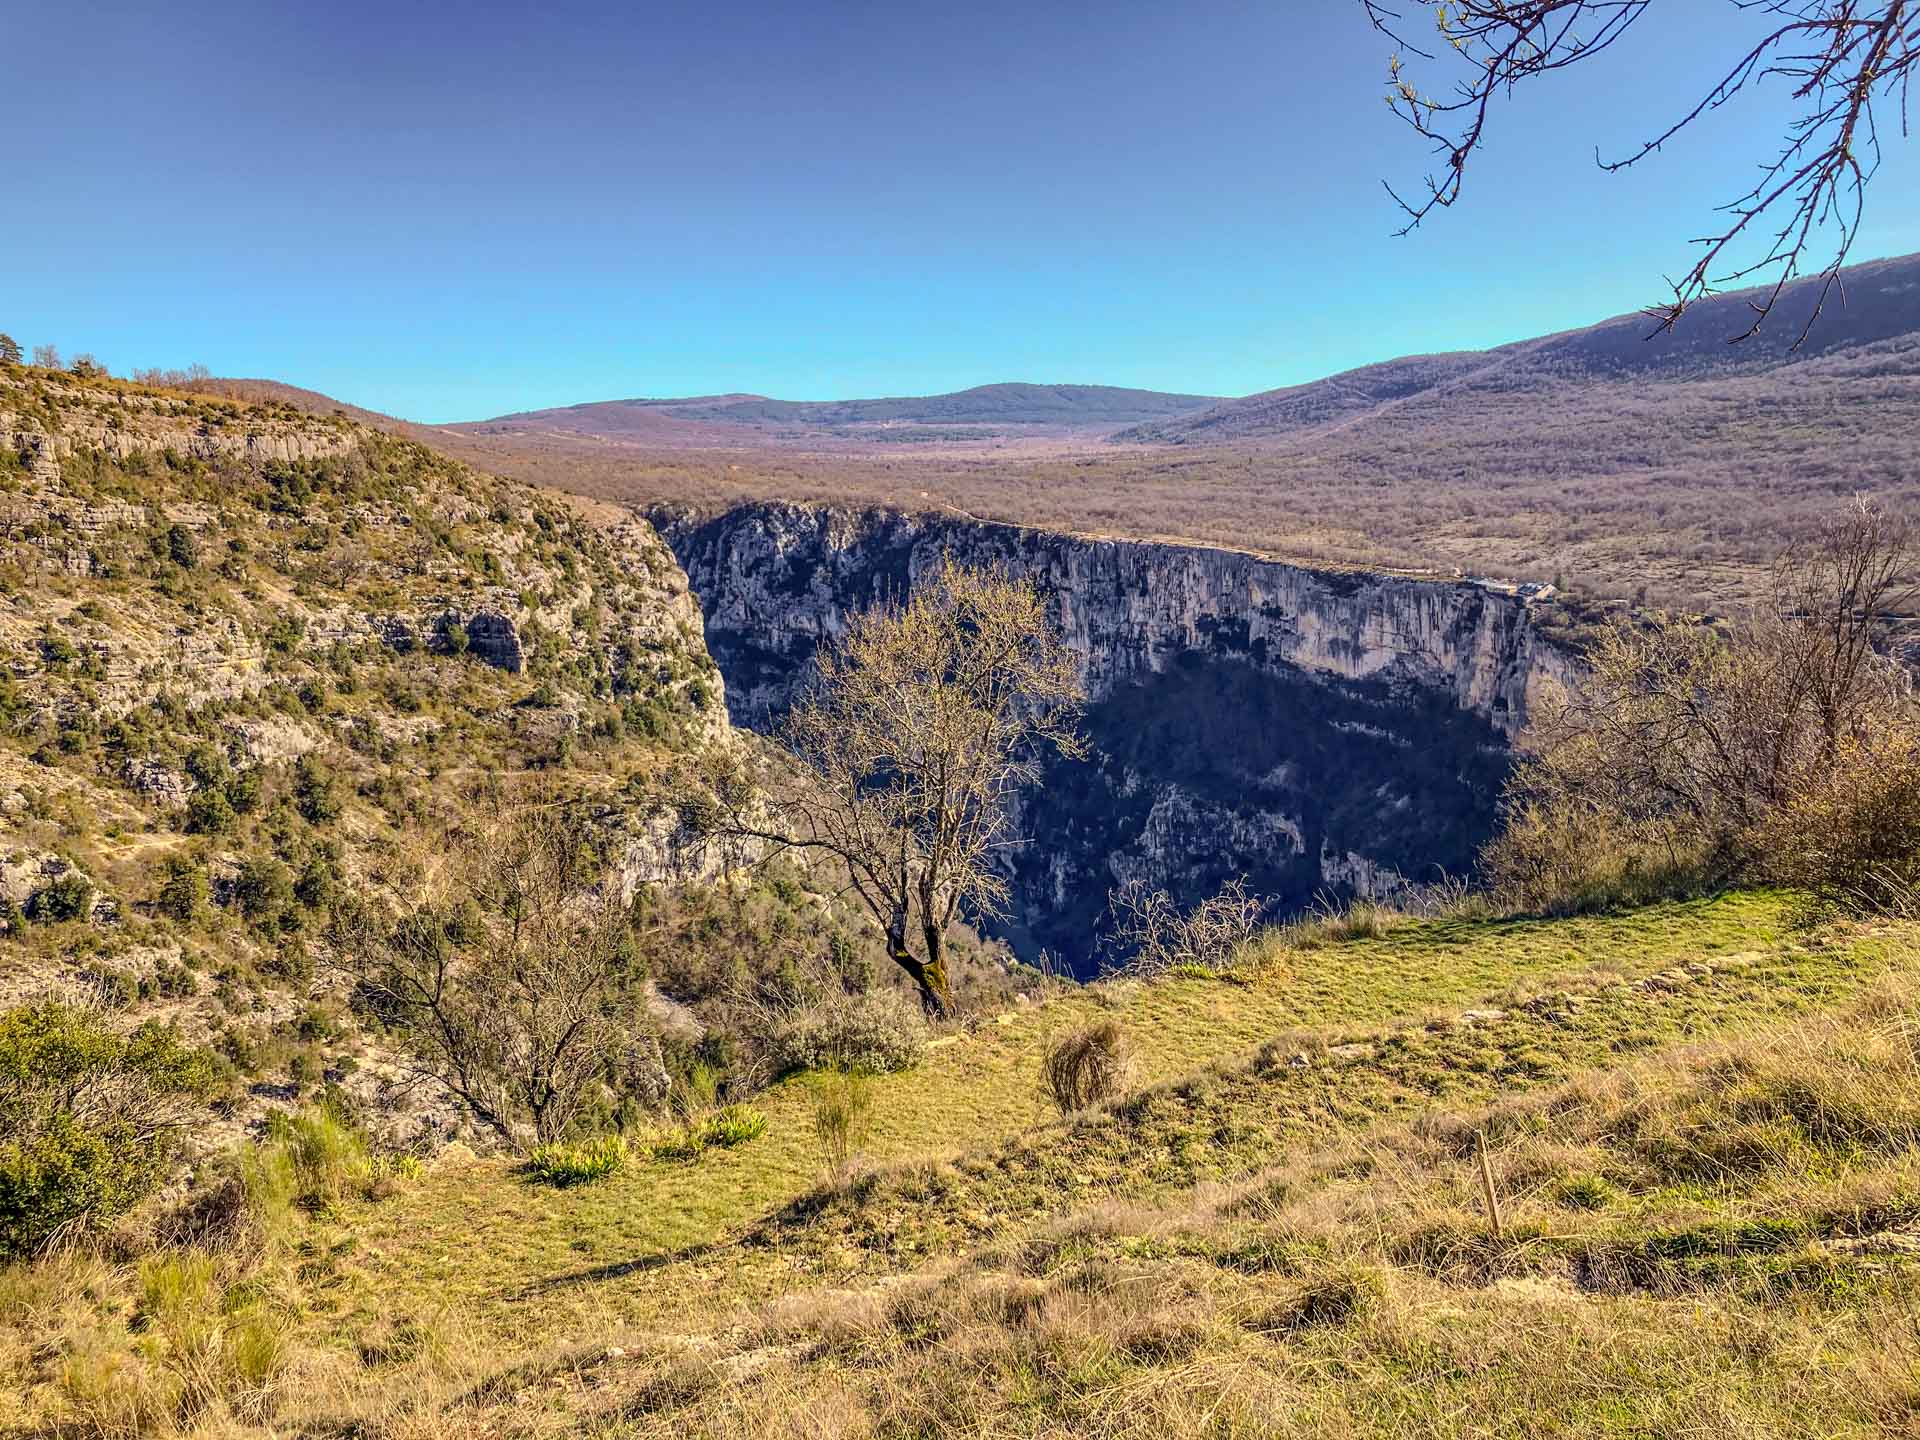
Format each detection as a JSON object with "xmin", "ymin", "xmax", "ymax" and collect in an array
[{"xmin": 1003, "ymin": 651, "xmax": 1511, "ymax": 975}]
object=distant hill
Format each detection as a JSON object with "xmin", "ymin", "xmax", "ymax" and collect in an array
[
  {"xmin": 1117, "ymin": 252, "xmax": 1920, "ymax": 445},
  {"xmin": 456, "ymin": 382, "xmax": 1224, "ymax": 446},
  {"xmin": 192, "ymin": 252, "xmax": 1920, "ymax": 611}
]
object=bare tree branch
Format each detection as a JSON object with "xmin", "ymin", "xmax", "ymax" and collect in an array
[{"xmin": 1363, "ymin": 0, "xmax": 1917, "ymax": 346}]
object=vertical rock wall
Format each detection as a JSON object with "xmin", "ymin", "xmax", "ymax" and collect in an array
[{"xmin": 654, "ymin": 501, "xmax": 1573, "ymax": 973}]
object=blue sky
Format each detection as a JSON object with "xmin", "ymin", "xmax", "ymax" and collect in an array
[{"xmin": 9, "ymin": 1, "xmax": 1919, "ymax": 422}]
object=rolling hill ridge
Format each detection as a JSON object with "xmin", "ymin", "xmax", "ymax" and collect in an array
[
  {"xmin": 1116, "ymin": 251, "xmax": 1920, "ymax": 445},
  {"xmin": 455, "ymin": 382, "xmax": 1225, "ymax": 447}
]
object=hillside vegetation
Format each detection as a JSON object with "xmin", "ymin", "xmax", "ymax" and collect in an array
[{"xmin": 0, "ymin": 366, "xmax": 1029, "ymax": 1157}]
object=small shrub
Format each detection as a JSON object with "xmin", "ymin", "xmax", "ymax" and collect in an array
[
  {"xmin": 1108, "ymin": 877, "xmax": 1261, "ymax": 976},
  {"xmin": 292, "ymin": 755, "xmax": 342, "ymax": 824},
  {"xmin": 1760, "ymin": 728, "xmax": 1920, "ymax": 911},
  {"xmin": 233, "ymin": 857, "xmax": 294, "ymax": 925},
  {"xmin": 38, "ymin": 632, "xmax": 78, "ymax": 668},
  {"xmin": 810, "ymin": 1070, "xmax": 875, "ymax": 1182},
  {"xmin": 0, "ymin": 1003, "xmax": 213, "ymax": 1258},
  {"xmin": 26, "ymin": 871, "xmax": 94, "ymax": 924},
  {"xmin": 1481, "ymin": 798, "xmax": 1711, "ymax": 917},
  {"xmin": 156, "ymin": 858, "xmax": 208, "ymax": 923},
  {"xmin": 770, "ymin": 990, "xmax": 927, "ymax": 1076},
  {"xmin": 165, "ymin": 524, "xmax": 199, "ymax": 570},
  {"xmin": 527, "ymin": 1135, "xmax": 628, "ymax": 1186},
  {"xmin": 1041, "ymin": 1019, "xmax": 1134, "ymax": 1114},
  {"xmin": 183, "ymin": 786, "xmax": 236, "ymax": 835}
]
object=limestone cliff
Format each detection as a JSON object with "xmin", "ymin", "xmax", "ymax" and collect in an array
[{"xmin": 654, "ymin": 501, "xmax": 1575, "ymax": 972}]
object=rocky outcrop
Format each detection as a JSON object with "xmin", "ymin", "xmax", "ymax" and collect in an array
[
  {"xmin": 455, "ymin": 608, "xmax": 525, "ymax": 672},
  {"xmin": 1, "ymin": 489, "xmax": 712, "ymax": 728},
  {"xmin": 654, "ymin": 501, "xmax": 1575, "ymax": 973},
  {"xmin": 1, "ymin": 386, "xmax": 354, "ymax": 477}
]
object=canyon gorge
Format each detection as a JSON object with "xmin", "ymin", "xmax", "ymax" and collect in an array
[{"xmin": 655, "ymin": 501, "xmax": 1575, "ymax": 973}]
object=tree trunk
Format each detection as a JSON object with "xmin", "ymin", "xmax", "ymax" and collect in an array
[
  {"xmin": 914, "ymin": 918, "xmax": 953, "ymax": 1018},
  {"xmin": 887, "ymin": 925, "xmax": 950, "ymax": 1018}
]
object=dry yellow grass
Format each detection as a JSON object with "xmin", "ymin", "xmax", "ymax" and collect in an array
[{"xmin": 7, "ymin": 891, "xmax": 1918, "ymax": 1438}]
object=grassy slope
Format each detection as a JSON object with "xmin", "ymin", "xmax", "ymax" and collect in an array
[
  {"xmin": 588, "ymin": 977, "xmax": 1920, "ymax": 1440},
  {"xmin": 8, "ymin": 889, "xmax": 1919, "ymax": 1437},
  {"xmin": 334, "ymin": 893, "xmax": 1857, "ymax": 1338},
  {"xmin": 423, "ymin": 896, "xmax": 1920, "ymax": 1440}
]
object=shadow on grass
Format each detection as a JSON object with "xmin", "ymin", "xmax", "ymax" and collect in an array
[{"xmin": 510, "ymin": 1237, "xmax": 731, "ymax": 1298}]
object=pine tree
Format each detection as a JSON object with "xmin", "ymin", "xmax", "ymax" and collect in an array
[{"xmin": 0, "ymin": 334, "xmax": 20, "ymax": 366}]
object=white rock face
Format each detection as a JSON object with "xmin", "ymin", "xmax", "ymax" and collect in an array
[
  {"xmin": 654, "ymin": 502, "xmax": 1575, "ymax": 973},
  {"xmin": 654, "ymin": 502, "xmax": 1572, "ymax": 733}
]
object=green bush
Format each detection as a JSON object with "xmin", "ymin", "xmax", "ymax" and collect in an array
[
  {"xmin": 234, "ymin": 857, "xmax": 294, "ymax": 925},
  {"xmin": 183, "ymin": 786, "xmax": 236, "ymax": 835},
  {"xmin": 164, "ymin": 524, "xmax": 199, "ymax": 570},
  {"xmin": 156, "ymin": 858, "xmax": 208, "ymax": 922},
  {"xmin": 527, "ymin": 1135, "xmax": 628, "ymax": 1187},
  {"xmin": 0, "ymin": 1002, "xmax": 213, "ymax": 1258},
  {"xmin": 769, "ymin": 991, "xmax": 927, "ymax": 1076},
  {"xmin": 292, "ymin": 755, "xmax": 342, "ymax": 824},
  {"xmin": 25, "ymin": 872, "xmax": 94, "ymax": 924}
]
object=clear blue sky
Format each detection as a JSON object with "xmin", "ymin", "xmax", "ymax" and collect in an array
[{"xmin": 9, "ymin": 0, "xmax": 1919, "ymax": 422}]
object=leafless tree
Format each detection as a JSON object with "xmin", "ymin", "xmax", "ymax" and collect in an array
[
  {"xmin": 1770, "ymin": 498, "xmax": 1917, "ymax": 754},
  {"xmin": 1486, "ymin": 497, "xmax": 1915, "ymax": 906},
  {"xmin": 1362, "ymin": 0, "xmax": 1918, "ymax": 344},
  {"xmin": 704, "ymin": 558, "xmax": 1084, "ymax": 1016},
  {"xmin": 30, "ymin": 344, "xmax": 59, "ymax": 370},
  {"xmin": 330, "ymin": 792, "xmax": 651, "ymax": 1148},
  {"xmin": 131, "ymin": 364, "xmax": 213, "ymax": 388},
  {"xmin": 1106, "ymin": 876, "xmax": 1263, "ymax": 977}
]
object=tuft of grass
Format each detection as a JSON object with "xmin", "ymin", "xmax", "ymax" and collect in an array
[
  {"xmin": 56, "ymin": 1252, "xmax": 291, "ymax": 1435},
  {"xmin": 1247, "ymin": 1262, "xmax": 1388, "ymax": 1335},
  {"xmin": 650, "ymin": 1104, "xmax": 771, "ymax": 1163},
  {"xmin": 810, "ymin": 1071, "xmax": 875, "ymax": 1183},
  {"xmin": 699, "ymin": 1103, "xmax": 769, "ymax": 1149},
  {"xmin": 237, "ymin": 1104, "xmax": 413, "ymax": 1235},
  {"xmin": 1041, "ymin": 1019, "xmax": 1134, "ymax": 1114},
  {"xmin": 527, "ymin": 1136, "xmax": 629, "ymax": 1187}
]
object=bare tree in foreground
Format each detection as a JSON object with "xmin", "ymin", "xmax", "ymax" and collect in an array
[
  {"xmin": 1362, "ymin": 0, "xmax": 1918, "ymax": 344},
  {"xmin": 331, "ymin": 794, "xmax": 651, "ymax": 1148},
  {"xmin": 706, "ymin": 559, "xmax": 1084, "ymax": 1016}
]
